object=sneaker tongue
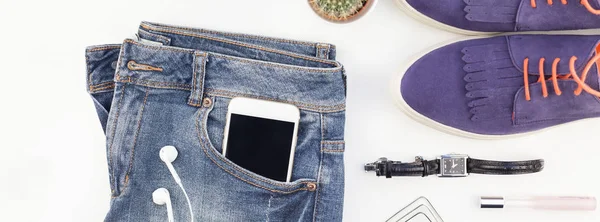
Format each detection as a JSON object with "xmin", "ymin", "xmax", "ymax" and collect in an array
[
  {"xmin": 587, "ymin": 68, "xmax": 600, "ymax": 91},
  {"xmin": 509, "ymin": 36, "xmax": 600, "ymax": 75},
  {"xmin": 589, "ymin": 44, "xmax": 600, "ymax": 91},
  {"xmin": 594, "ymin": 0, "xmax": 600, "ymax": 9}
]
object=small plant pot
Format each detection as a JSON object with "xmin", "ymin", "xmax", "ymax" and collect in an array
[{"xmin": 308, "ymin": 0, "xmax": 377, "ymax": 23}]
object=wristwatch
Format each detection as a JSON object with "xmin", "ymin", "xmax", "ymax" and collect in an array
[{"xmin": 364, "ymin": 154, "xmax": 544, "ymax": 178}]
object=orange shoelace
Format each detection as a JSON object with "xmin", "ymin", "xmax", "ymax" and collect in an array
[
  {"xmin": 523, "ymin": 54, "xmax": 600, "ymax": 101},
  {"xmin": 530, "ymin": 0, "xmax": 600, "ymax": 14}
]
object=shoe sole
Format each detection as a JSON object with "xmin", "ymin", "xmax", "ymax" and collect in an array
[
  {"xmin": 393, "ymin": 0, "xmax": 498, "ymax": 36},
  {"xmin": 390, "ymin": 36, "xmax": 542, "ymax": 140}
]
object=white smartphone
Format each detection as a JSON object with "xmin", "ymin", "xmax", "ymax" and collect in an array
[{"xmin": 222, "ymin": 97, "xmax": 300, "ymax": 182}]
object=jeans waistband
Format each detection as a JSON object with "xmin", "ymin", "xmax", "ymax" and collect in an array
[
  {"xmin": 138, "ymin": 21, "xmax": 337, "ymax": 60},
  {"xmin": 86, "ymin": 22, "xmax": 346, "ymax": 113}
]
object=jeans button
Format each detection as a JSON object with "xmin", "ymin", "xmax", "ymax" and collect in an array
[
  {"xmin": 202, "ymin": 97, "xmax": 212, "ymax": 107},
  {"xmin": 306, "ymin": 182, "xmax": 317, "ymax": 192}
]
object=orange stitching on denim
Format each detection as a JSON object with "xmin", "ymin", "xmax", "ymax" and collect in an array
[
  {"xmin": 316, "ymin": 44, "xmax": 330, "ymax": 59},
  {"xmin": 124, "ymin": 39, "xmax": 196, "ymax": 54},
  {"xmin": 199, "ymin": 55, "xmax": 207, "ymax": 101},
  {"xmin": 190, "ymin": 55, "xmax": 199, "ymax": 105},
  {"xmin": 134, "ymin": 79, "xmax": 190, "ymax": 88},
  {"xmin": 141, "ymin": 23, "xmax": 317, "ymax": 46},
  {"xmin": 203, "ymin": 91, "xmax": 345, "ymax": 113},
  {"xmin": 86, "ymin": 53, "xmax": 92, "ymax": 89},
  {"xmin": 134, "ymin": 83, "xmax": 190, "ymax": 91},
  {"xmin": 92, "ymin": 82, "xmax": 114, "ymax": 88},
  {"xmin": 195, "ymin": 109, "xmax": 312, "ymax": 193},
  {"xmin": 188, "ymin": 53, "xmax": 208, "ymax": 106},
  {"xmin": 113, "ymin": 45, "xmax": 127, "ymax": 88},
  {"xmin": 139, "ymin": 24, "xmax": 337, "ymax": 66},
  {"xmin": 321, "ymin": 141, "xmax": 344, "ymax": 153},
  {"xmin": 121, "ymin": 87, "xmax": 150, "ymax": 194},
  {"xmin": 116, "ymin": 75, "xmax": 132, "ymax": 83},
  {"xmin": 321, "ymin": 141, "xmax": 345, "ymax": 144},
  {"xmin": 87, "ymin": 45, "xmax": 121, "ymax": 52},
  {"xmin": 108, "ymin": 84, "xmax": 127, "ymax": 197},
  {"xmin": 209, "ymin": 54, "xmax": 341, "ymax": 73},
  {"xmin": 188, "ymin": 102, "xmax": 203, "ymax": 107},
  {"xmin": 316, "ymin": 44, "xmax": 325, "ymax": 58},
  {"xmin": 197, "ymin": 54, "xmax": 208, "ymax": 104},
  {"xmin": 313, "ymin": 143, "xmax": 325, "ymax": 222},
  {"xmin": 321, "ymin": 149, "xmax": 345, "ymax": 153},
  {"xmin": 115, "ymin": 76, "xmax": 192, "ymax": 89},
  {"xmin": 84, "ymin": 47, "xmax": 118, "ymax": 91},
  {"xmin": 138, "ymin": 29, "xmax": 171, "ymax": 44},
  {"xmin": 204, "ymin": 88, "xmax": 346, "ymax": 112},
  {"xmin": 108, "ymin": 77, "xmax": 346, "ymax": 112},
  {"xmin": 90, "ymin": 82, "xmax": 116, "ymax": 93},
  {"xmin": 320, "ymin": 113, "xmax": 325, "ymax": 141},
  {"xmin": 90, "ymin": 85, "xmax": 115, "ymax": 93},
  {"xmin": 198, "ymin": 151, "xmax": 309, "ymax": 194},
  {"xmin": 123, "ymin": 38, "xmax": 341, "ymax": 73}
]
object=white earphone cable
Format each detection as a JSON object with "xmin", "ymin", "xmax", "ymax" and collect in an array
[
  {"xmin": 152, "ymin": 188, "xmax": 175, "ymax": 222},
  {"xmin": 165, "ymin": 197, "xmax": 175, "ymax": 222},
  {"xmin": 177, "ymin": 182, "xmax": 194, "ymax": 222},
  {"xmin": 160, "ymin": 146, "xmax": 195, "ymax": 222}
]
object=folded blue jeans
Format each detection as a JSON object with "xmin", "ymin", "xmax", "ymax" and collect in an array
[{"xmin": 85, "ymin": 22, "xmax": 346, "ymax": 222}]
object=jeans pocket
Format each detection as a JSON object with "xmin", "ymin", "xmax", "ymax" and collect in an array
[{"xmin": 195, "ymin": 96, "xmax": 317, "ymax": 194}]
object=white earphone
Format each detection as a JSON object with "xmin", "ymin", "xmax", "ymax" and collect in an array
[
  {"xmin": 153, "ymin": 188, "xmax": 174, "ymax": 222},
  {"xmin": 158, "ymin": 146, "xmax": 194, "ymax": 222},
  {"xmin": 160, "ymin": 146, "xmax": 182, "ymax": 184}
]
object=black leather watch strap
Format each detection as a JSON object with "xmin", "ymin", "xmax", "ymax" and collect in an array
[
  {"xmin": 386, "ymin": 160, "xmax": 439, "ymax": 177},
  {"xmin": 364, "ymin": 158, "xmax": 439, "ymax": 178},
  {"xmin": 365, "ymin": 157, "xmax": 544, "ymax": 178},
  {"xmin": 467, "ymin": 158, "xmax": 544, "ymax": 175}
]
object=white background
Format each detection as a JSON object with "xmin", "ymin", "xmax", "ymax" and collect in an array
[{"xmin": 1, "ymin": 0, "xmax": 599, "ymax": 221}]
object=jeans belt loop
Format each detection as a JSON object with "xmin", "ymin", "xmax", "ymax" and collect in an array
[
  {"xmin": 188, "ymin": 52, "xmax": 209, "ymax": 107},
  {"xmin": 316, "ymin": 43, "xmax": 331, "ymax": 60}
]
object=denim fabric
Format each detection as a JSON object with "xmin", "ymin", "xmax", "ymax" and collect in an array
[{"xmin": 86, "ymin": 22, "xmax": 346, "ymax": 222}]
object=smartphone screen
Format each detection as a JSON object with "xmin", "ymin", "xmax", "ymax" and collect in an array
[{"xmin": 224, "ymin": 113, "xmax": 296, "ymax": 182}]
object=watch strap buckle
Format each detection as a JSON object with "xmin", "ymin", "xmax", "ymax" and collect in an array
[{"xmin": 364, "ymin": 157, "xmax": 402, "ymax": 178}]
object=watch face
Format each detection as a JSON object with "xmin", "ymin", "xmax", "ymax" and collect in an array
[{"xmin": 442, "ymin": 158, "xmax": 466, "ymax": 175}]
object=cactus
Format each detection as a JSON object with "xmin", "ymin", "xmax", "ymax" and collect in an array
[{"xmin": 309, "ymin": 0, "xmax": 367, "ymax": 21}]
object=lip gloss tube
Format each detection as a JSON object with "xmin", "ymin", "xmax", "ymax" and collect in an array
[{"xmin": 480, "ymin": 196, "xmax": 597, "ymax": 211}]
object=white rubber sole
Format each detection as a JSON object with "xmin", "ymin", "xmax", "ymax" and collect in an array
[
  {"xmin": 393, "ymin": 0, "xmax": 498, "ymax": 36},
  {"xmin": 390, "ymin": 36, "xmax": 540, "ymax": 140}
]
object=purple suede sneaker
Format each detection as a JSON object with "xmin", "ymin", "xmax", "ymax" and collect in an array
[
  {"xmin": 395, "ymin": 0, "xmax": 600, "ymax": 34},
  {"xmin": 394, "ymin": 35, "xmax": 600, "ymax": 138}
]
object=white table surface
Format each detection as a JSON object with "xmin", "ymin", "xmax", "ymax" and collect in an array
[{"xmin": 1, "ymin": 0, "xmax": 599, "ymax": 221}]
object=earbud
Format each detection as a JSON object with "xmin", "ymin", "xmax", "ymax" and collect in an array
[
  {"xmin": 152, "ymin": 188, "xmax": 171, "ymax": 205},
  {"xmin": 158, "ymin": 146, "xmax": 194, "ymax": 222},
  {"xmin": 160, "ymin": 145, "xmax": 179, "ymax": 163},
  {"xmin": 153, "ymin": 188, "xmax": 174, "ymax": 222},
  {"xmin": 160, "ymin": 146, "xmax": 181, "ymax": 183}
]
